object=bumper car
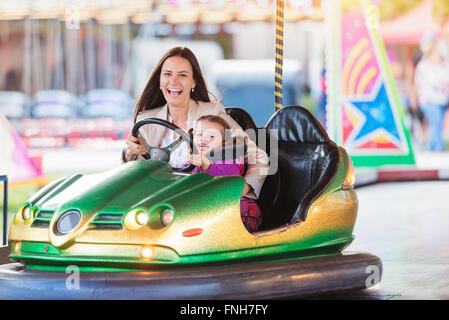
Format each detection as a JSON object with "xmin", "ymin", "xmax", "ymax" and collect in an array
[
  {"xmin": 0, "ymin": 106, "xmax": 382, "ymax": 299},
  {"xmin": 31, "ymin": 90, "xmax": 81, "ymax": 119},
  {"xmin": 80, "ymin": 89, "xmax": 134, "ymax": 119},
  {"xmin": 0, "ymin": 91, "xmax": 32, "ymax": 133}
]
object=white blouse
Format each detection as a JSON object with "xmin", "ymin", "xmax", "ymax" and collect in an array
[
  {"xmin": 415, "ymin": 59, "xmax": 449, "ymax": 106},
  {"xmin": 160, "ymin": 115, "xmax": 190, "ymax": 168}
]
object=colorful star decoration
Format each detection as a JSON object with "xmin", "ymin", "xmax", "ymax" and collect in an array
[
  {"xmin": 343, "ymin": 80, "xmax": 406, "ymax": 152},
  {"xmin": 326, "ymin": 0, "xmax": 414, "ymax": 166}
]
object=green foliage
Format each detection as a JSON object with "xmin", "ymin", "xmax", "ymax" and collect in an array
[
  {"xmin": 0, "ymin": 185, "xmax": 38, "ymax": 241},
  {"xmin": 1, "ymin": 185, "xmax": 38, "ymax": 211},
  {"xmin": 299, "ymin": 93, "xmax": 318, "ymax": 117}
]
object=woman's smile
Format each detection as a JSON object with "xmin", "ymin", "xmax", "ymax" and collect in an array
[{"xmin": 167, "ymin": 88, "xmax": 182, "ymax": 97}]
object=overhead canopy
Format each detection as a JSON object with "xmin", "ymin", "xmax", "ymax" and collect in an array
[
  {"xmin": 0, "ymin": 0, "xmax": 324, "ymax": 24},
  {"xmin": 380, "ymin": 0, "xmax": 448, "ymax": 45}
]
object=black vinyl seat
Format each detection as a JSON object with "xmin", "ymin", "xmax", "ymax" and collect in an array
[
  {"xmin": 258, "ymin": 106, "xmax": 339, "ymax": 230},
  {"xmin": 225, "ymin": 107, "xmax": 258, "ymax": 133},
  {"xmin": 225, "ymin": 106, "xmax": 339, "ymax": 231},
  {"xmin": 225, "ymin": 107, "xmax": 258, "ymax": 176}
]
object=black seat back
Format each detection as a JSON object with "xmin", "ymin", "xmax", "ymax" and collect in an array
[
  {"xmin": 225, "ymin": 107, "xmax": 258, "ymax": 133},
  {"xmin": 258, "ymin": 106, "xmax": 339, "ymax": 230},
  {"xmin": 225, "ymin": 106, "xmax": 339, "ymax": 231},
  {"xmin": 225, "ymin": 107, "xmax": 281, "ymax": 215}
]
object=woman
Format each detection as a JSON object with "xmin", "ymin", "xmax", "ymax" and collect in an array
[{"xmin": 122, "ymin": 46, "xmax": 268, "ymax": 199}]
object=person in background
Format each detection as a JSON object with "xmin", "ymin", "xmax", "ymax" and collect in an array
[
  {"xmin": 407, "ymin": 49, "xmax": 427, "ymax": 148},
  {"xmin": 414, "ymin": 33, "xmax": 449, "ymax": 151}
]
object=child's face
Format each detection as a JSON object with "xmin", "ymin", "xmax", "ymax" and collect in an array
[{"xmin": 193, "ymin": 120, "xmax": 225, "ymax": 153}]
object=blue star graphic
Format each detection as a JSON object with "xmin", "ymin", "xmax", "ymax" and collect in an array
[{"xmin": 349, "ymin": 83, "xmax": 401, "ymax": 142}]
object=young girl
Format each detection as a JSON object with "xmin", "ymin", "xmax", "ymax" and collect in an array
[{"xmin": 188, "ymin": 115, "xmax": 262, "ymax": 233}]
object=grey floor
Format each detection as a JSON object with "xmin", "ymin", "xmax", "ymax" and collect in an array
[
  {"xmin": 313, "ymin": 180, "xmax": 449, "ymax": 300},
  {"xmin": 2, "ymin": 180, "xmax": 448, "ymax": 300}
]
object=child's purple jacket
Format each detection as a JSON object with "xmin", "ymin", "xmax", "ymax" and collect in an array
[{"xmin": 191, "ymin": 160, "xmax": 245, "ymax": 177}]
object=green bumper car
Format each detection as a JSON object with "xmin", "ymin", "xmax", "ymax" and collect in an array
[{"xmin": 0, "ymin": 106, "xmax": 382, "ymax": 299}]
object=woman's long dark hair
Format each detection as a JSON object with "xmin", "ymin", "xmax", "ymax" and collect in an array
[{"xmin": 133, "ymin": 46, "xmax": 211, "ymax": 123}]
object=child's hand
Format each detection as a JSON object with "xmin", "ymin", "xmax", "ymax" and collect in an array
[{"xmin": 189, "ymin": 153, "xmax": 211, "ymax": 171}]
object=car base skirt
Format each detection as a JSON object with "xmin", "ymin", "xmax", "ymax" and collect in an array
[{"xmin": 0, "ymin": 249, "xmax": 382, "ymax": 299}]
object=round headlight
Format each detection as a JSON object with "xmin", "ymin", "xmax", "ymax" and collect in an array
[
  {"xmin": 56, "ymin": 210, "xmax": 81, "ymax": 235},
  {"xmin": 22, "ymin": 205, "xmax": 31, "ymax": 221},
  {"xmin": 161, "ymin": 209, "xmax": 174, "ymax": 226},
  {"xmin": 136, "ymin": 211, "xmax": 149, "ymax": 225}
]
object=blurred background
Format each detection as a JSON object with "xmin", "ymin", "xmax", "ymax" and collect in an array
[
  {"xmin": 1, "ymin": 0, "xmax": 449, "ymax": 214},
  {"xmin": 2, "ymin": 1, "xmax": 449, "ymax": 299}
]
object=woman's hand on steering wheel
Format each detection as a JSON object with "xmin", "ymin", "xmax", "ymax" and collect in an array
[
  {"xmin": 125, "ymin": 135, "xmax": 148, "ymax": 160},
  {"xmin": 131, "ymin": 118, "xmax": 198, "ymax": 172}
]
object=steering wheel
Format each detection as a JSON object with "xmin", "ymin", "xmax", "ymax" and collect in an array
[{"xmin": 131, "ymin": 118, "xmax": 198, "ymax": 172}]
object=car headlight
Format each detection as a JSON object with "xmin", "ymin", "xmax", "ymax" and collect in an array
[
  {"xmin": 124, "ymin": 209, "xmax": 149, "ymax": 230},
  {"xmin": 22, "ymin": 205, "xmax": 31, "ymax": 221},
  {"xmin": 161, "ymin": 209, "xmax": 174, "ymax": 226},
  {"xmin": 136, "ymin": 211, "xmax": 149, "ymax": 225}
]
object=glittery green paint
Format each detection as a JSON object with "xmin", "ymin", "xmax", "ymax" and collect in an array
[{"xmin": 9, "ymin": 156, "xmax": 356, "ymax": 271}]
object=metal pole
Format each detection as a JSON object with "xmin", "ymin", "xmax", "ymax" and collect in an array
[
  {"xmin": 1, "ymin": 175, "xmax": 7, "ymax": 246},
  {"xmin": 275, "ymin": 0, "xmax": 284, "ymax": 111}
]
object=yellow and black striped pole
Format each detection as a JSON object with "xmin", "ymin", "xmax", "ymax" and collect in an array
[{"xmin": 275, "ymin": 0, "xmax": 284, "ymax": 111}]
